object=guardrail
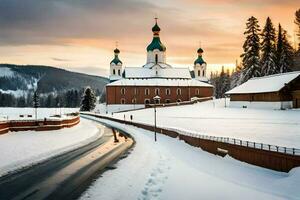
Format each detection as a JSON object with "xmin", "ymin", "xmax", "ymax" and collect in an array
[
  {"xmin": 167, "ymin": 128, "xmax": 300, "ymax": 156},
  {"xmin": 81, "ymin": 112, "xmax": 300, "ymax": 172}
]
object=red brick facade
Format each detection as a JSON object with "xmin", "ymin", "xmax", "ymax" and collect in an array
[{"xmin": 106, "ymin": 86, "xmax": 213, "ymax": 104}]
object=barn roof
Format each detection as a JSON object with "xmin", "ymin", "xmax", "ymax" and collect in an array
[
  {"xmin": 226, "ymin": 71, "xmax": 300, "ymax": 95},
  {"xmin": 107, "ymin": 78, "xmax": 213, "ymax": 87}
]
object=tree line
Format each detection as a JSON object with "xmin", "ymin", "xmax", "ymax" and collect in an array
[{"xmin": 211, "ymin": 9, "xmax": 300, "ymax": 98}]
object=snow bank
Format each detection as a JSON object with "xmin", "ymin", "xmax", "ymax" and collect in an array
[
  {"xmin": 0, "ymin": 118, "xmax": 100, "ymax": 176},
  {"xmin": 0, "ymin": 107, "xmax": 79, "ymax": 120},
  {"xmin": 102, "ymin": 99, "xmax": 300, "ymax": 149},
  {"xmin": 80, "ymin": 117, "xmax": 300, "ymax": 200},
  {"xmin": 0, "ymin": 67, "xmax": 14, "ymax": 78}
]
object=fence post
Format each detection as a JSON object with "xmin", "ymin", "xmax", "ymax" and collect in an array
[
  {"xmin": 293, "ymin": 148, "xmax": 295, "ymax": 155},
  {"xmin": 268, "ymin": 145, "xmax": 271, "ymax": 151},
  {"xmin": 284, "ymin": 147, "xmax": 286, "ymax": 153},
  {"xmin": 246, "ymin": 141, "xmax": 248, "ymax": 147},
  {"xmin": 240, "ymin": 140, "xmax": 242, "ymax": 145},
  {"xmin": 261, "ymin": 143, "xmax": 263, "ymax": 149},
  {"xmin": 276, "ymin": 146, "xmax": 279, "ymax": 152},
  {"xmin": 254, "ymin": 142, "xmax": 255, "ymax": 148}
]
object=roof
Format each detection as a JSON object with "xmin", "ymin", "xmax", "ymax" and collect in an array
[
  {"xmin": 194, "ymin": 56, "xmax": 206, "ymax": 65},
  {"xmin": 110, "ymin": 55, "xmax": 122, "ymax": 65},
  {"xmin": 107, "ymin": 78, "xmax": 213, "ymax": 87},
  {"xmin": 226, "ymin": 71, "xmax": 300, "ymax": 95},
  {"xmin": 147, "ymin": 37, "xmax": 166, "ymax": 52},
  {"xmin": 143, "ymin": 62, "xmax": 172, "ymax": 69},
  {"xmin": 124, "ymin": 67, "xmax": 192, "ymax": 79}
]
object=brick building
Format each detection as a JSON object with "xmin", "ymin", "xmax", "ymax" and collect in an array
[{"xmin": 106, "ymin": 19, "xmax": 213, "ymax": 110}]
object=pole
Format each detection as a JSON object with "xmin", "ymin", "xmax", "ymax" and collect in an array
[{"xmin": 154, "ymin": 105, "xmax": 157, "ymax": 142}]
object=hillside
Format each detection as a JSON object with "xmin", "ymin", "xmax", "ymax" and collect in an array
[{"xmin": 0, "ymin": 64, "xmax": 108, "ymax": 96}]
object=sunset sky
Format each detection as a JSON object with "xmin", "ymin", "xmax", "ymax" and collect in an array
[{"xmin": 0, "ymin": 0, "xmax": 299, "ymax": 77}]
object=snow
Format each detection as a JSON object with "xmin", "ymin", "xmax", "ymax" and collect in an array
[
  {"xmin": 80, "ymin": 116, "xmax": 300, "ymax": 200},
  {"xmin": 229, "ymin": 101, "xmax": 293, "ymax": 109},
  {"xmin": 0, "ymin": 118, "xmax": 100, "ymax": 176},
  {"xmin": 124, "ymin": 67, "xmax": 192, "ymax": 79},
  {"xmin": 0, "ymin": 67, "xmax": 14, "ymax": 77},
  {"xmin": 226, "ymin": 71, "xmax": 300, "ymax": 94},
  {"xmin": 0, "ymin": 107, "xmax": 79, "ymax": 120},
  {"xmin": 101, "ymin": 99, "xmax": 300, "ymax": 149},
  {"xmin": 107, "ymin": 78, "xmax": 213, "ymax": 87}
]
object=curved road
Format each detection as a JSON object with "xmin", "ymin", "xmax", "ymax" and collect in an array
[{"xmin": 0, "ymin": 121, "xmax": 133, "ymax": 200}]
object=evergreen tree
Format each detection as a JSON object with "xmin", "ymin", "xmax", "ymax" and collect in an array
[
  {"xmin": 295, "ymin": 9, "xmax": 300, "ymax": 51},
  {"xmin": 279, "ymin": 28, "xmax": 294, "ymax": 73},
  {"xmin": 80, "ymin": 87, "xmax": 96, "ymax": 111},
  {"xmin": 241, "ymin": 16, "xmax": 261, "ymax": 83},
  {"xmin": 32, "ymin": 91, "xmax": 40, "ymax": 120},
  {"xmin": 260, "ymin": 17, "xmax": 277, "ymax": 75}
]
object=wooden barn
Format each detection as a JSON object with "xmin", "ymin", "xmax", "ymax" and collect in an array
[{"xmin": 226, "ymin": 71, "xmax": 300, "ymax": 109}]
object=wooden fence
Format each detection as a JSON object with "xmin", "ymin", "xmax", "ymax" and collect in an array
[
  {"xmin": 82, "ymin": 113, "xmax": 300, "ymax": 172},
  {"xmin": 0, "ymin": 115, "xmax": 80, "ymax": 135}
]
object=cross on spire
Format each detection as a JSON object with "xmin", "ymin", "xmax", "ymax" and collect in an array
[
  {"xmin": 154, "ymin": 14, "xmax": 158, "ymax": 24},
  {"xmin": 199, "ymin": 40, "xmax": 202, "ymax": 48},
  {"xmin": 115, "ymin": 41, "xmax": 118, "ymax": 48}
]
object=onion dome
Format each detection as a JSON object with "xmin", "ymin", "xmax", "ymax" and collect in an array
[
  {"xmin": 194, "ymin": 48, "xmax": 206, "ymax": 65},
  {"xmin": 110, "ymin": 48, "xmax": 122, "ymax": 65},
  {"xmin": 147, "ymin": 19, "xmax": 166, "ymax": 52}
]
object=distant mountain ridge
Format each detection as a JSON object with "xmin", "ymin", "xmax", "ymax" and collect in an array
[{"xmin": 0, "ymin": 64, "xmax": 108, "ymax": 96}]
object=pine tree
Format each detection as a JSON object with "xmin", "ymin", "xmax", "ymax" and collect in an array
[
  {"xmin": 240, "ymin": 16, "xmax": 261, "ymax": 83},
  {"xmin": 32, "ymin": 91, "xmax": 40, "ymax": 121},
  {"xmin": 295, "ymin": 9, "xmax": 300, "ymax": 51},
  {"xmin": 279, "ymin": 28, "xmax": 294, "ymax": 73},
  {"xmin": 80, "ymin": 87, "xmax": 96, "ymax": 111},
  {"xmin": 260, "ymin": 17, "xmax": 277, "ymax": 76}
]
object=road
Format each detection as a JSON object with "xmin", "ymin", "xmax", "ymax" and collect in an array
[{"xmin": 0, "ymin": 120, "xmax": 133, "ymax": 200}]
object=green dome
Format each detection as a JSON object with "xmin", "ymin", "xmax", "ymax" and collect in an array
[
  {"xmin": 152, "ymin": 22, "xmax": 161, "ymax": 32},
  {"xmin": 147, "ymin": 37, "xmax": 166, "ymax": 52},
  {"xmin": 197, "ymin": 48, "xmax": 204, "ymax": 53},
  {"xmin": 194, "ymin": 55, "xmax": 206, "ymax": 65},
  {"xmin": 110, "ymin": 55, "xmax": 122, "ymax": 65}
]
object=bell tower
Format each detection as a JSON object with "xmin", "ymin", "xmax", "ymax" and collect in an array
[{"xmin": 109, "ymin": 43, "xmax": 123, "ymax": 82}]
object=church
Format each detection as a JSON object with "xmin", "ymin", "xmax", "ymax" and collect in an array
[{"xmin": 106, "ymin": 19, "xmax": 213, "ymax": 110}]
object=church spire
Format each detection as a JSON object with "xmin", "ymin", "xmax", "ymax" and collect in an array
[{"xmin": 147, "ymin": 18, "xmax": 166, "ymax": 52}]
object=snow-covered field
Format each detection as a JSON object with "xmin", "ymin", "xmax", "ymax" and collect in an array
[
  {"xmin": 0, "ymin": 107, "xmax": 79, "ymax": 120},
  {"xmin": 102, "ymin": 99, "xmax": 300, "ymax": 149},
  {"xmin": 0, "ymin": 118, "xmax": 100, "ymax": 176},
  {"xmin": 80, "ymin": 116, "xmax": 300, "ymax": 200}
]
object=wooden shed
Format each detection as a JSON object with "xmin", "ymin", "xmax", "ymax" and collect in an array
[{"xmin": 226, "ymin": 72, "xmax": 300, "ymax": 109}]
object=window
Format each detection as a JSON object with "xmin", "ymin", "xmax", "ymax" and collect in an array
[
  {"xmin": 132, "ymin": 98, "xmax": 137, "ymax": 104},
  {"xmin": 113, "ymin": 69, "xmax": 116, "ymax": 75},
  {"xmin": 165, "ymin": 88, "xmax": 171, "ymax": 95},
  {"xmin": 155, "ymin": 88, "xmax": 160, "ymax": 95},
  {"xmin": 118, "ymin": 69, "xmax": 121, "ymax": 76},
  {"xmin": 202, "ymin": 70, "xmax": 205, "ymax": 77},
  {"xmin": 154, "ymin": 98, "xmax": 160, "ymax": 104},
  {"xmin": 196, "ymin": 89, "xmax": 200, "ymax": 95},
  {"xmin": 144, "ymin": 99, "xmax": 150, "ymax": 104},
  {"xmin": 134, "ymin": 88, "xmax": 138, "ymax": 95},
  {"xmin": 121, "ymin": 88, "xmax": 126, "ymax": 95},
  {"xmin": 121, "ymin": 98, "xmax": 126, "ymax": 104},
  {"xmin": 145, "ymin": 88, "xmax": 150, "ymax": 95},
  {"xmin": 176, "ymin": 88, "xmax": 182, "ymax": 95},
  {"xmin": 165, "ymin": 99, "xmax": 171, "ymax": 103},
  {"xmin": 198, "ymin": 70, "xmax": 200, "ymax": 76},
  {"xmin": 177, "ymin": 99, "xmax": 182, "ymax": 103},
  {"xmin": 155, "ymin": 54, "xmax": 158, "ymax": 64}
]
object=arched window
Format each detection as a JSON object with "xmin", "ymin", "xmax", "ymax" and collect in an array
[
  {"xmin": 165, "ymin": 99, "xmax": 171, "ymax": 103},
  {"xmin": 134, "ymin": 88, "xmax": 138, "ymax": 95},
  {"xmin": 176, "ymin": 88, "xmax": 182, "ymax": 95},
  {"xmin": 121, "ymin": 88, "xmax": 126, "ymax": 95},
  {"xmin": 155, "ymin": 54, "xmax": 158, "ymax": 64},
  {"xmin": 121, "ymin": 98, "xmax": 126, "ymax": 104},
  {"xmin": 155, "ymin": 88, "xmax": 160, "ymax": 95},
  {"xmin": 144, "ymin": 99, "xmax": 150, "ymax": 104},
  {"xmin": 118, "ymin": 69, "xmax": 121, "ymax": 76},
  {"xmin": 145, "ymin": 88, "xmax": 150, "ymax": 95},
  {"xmin": 177, "ymin": 99, "xmax": 182, "ymax": 103},
  {"xmin": 113, "ymin": 69, "xmax": 116, "ymax": 75},
  {"xmin": 196, "ymin": 89, "xmax": 200, "ymax": 95},
  {"xmin": 165, "ymin": 88, "xmax": 171, "ymax": 95},
  {"xmin": 198, "ymin": 70, "xmax": 200, "ymax": 76},
  {"xmin": 202, "ymin": 70, "xmax": 205, "ymax": 77},
  {"xmin": 132, "ymin": 98, "xmax": 137, "ymax": 104}
]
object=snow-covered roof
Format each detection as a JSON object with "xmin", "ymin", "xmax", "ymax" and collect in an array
[
  {"xmin": 143, "ymin": 63, "xmax": 172, "ymax": 69},
  {"xmin": 125, "ymin": 67, "xmax": 191, "ymax": 79},
  {"xmin": 109, "ymin": 75, "xmax": 122, "ymax": 81},
  {"xmin": 107, "ymin": 78, "xmax": 213, "ymax": 87},
  {"xmin": 226, "ymin": 71, "xmax": 300, "ymax": 95}
]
